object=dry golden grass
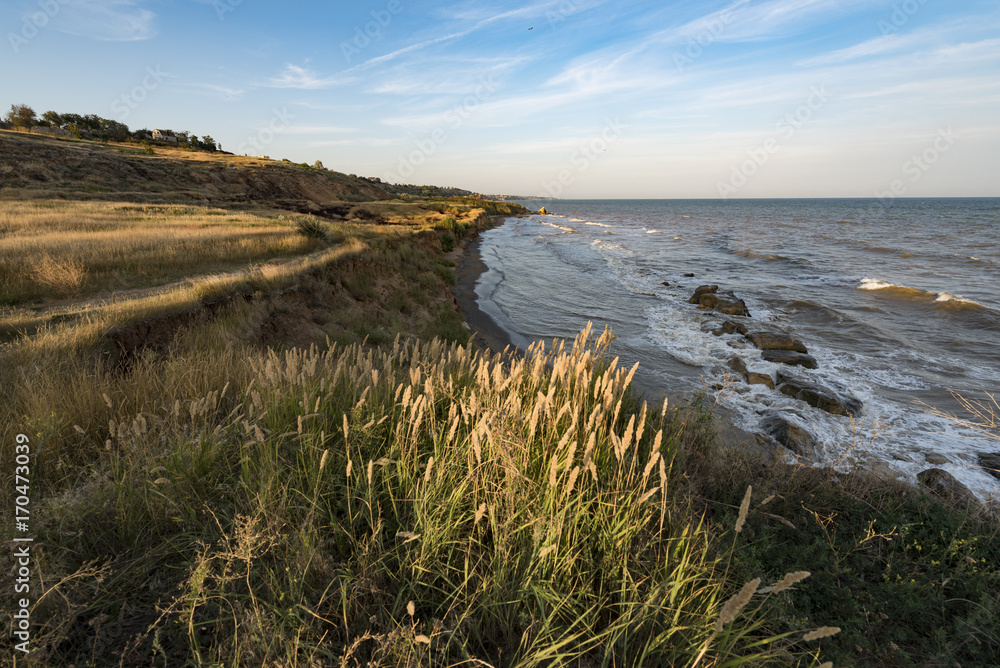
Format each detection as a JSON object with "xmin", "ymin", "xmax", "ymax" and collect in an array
[{"xmin": 0, "ymin": 200, "xmax": 324, "ymax": 304}]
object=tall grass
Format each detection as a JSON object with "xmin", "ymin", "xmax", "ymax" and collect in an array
[
  {"xmin": 0, "ymin": 201, "xmax": 324, "ymax": 304},
  {"xmin": 3, "ymin": 325, "xmax": 836, "ymax": 666}
]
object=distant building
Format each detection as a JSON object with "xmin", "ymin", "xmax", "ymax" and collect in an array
[{"xmin": 152, "ymin": 129, "xmax": 177, "ymax": 143}]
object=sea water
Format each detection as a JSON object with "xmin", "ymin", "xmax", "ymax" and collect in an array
[{"xmin": 476, "ymin": 198, "xmax": 1000, "ymax": 500}]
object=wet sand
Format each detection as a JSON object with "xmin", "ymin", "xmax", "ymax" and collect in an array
[{"xmin": 452, "ymin": 234, "xmax": 520, "ymax": 356}]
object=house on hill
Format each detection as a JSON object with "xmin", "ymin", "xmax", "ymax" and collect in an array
[{"xmin": 152, "ymin": 129, "xmax": 177, "ymax": 143}]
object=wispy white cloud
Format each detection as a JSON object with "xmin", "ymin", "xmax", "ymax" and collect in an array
[
  {"xmin": 267, "ymin": 64, "xmax": 351, "ymax": 89},
  {"xmin": 53, "ymin": 0, "xmax": 155, "ymax": 41},
  {"xmin": 283, "ymin": 126, "xmax": 357, "ymax": 135},
  {"xmin": 179, "ymin": 83, "xmax": 245, "ymax": 101},
  {"xmin": 797, "ymin": 34, "xmax": 916, "ymax": 66}
]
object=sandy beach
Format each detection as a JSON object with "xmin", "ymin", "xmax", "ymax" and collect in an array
[{"xmin": 452, "ymin": 231, "xmax": 521, "ymax": 356}]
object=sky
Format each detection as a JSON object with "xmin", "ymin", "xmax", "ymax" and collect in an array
[{"xmin": 2, "ymin": 0, "xmax": 999, "ymax": 198}]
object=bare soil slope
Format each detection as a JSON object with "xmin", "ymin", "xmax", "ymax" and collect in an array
[{"xmin": 0, "ymin": 129, "xmax": 389, "ymax": 210}]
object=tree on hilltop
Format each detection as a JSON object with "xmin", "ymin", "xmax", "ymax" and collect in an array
[{"xmin": 5, "ymin": 104, "xmax": 37, "ymax": 127}]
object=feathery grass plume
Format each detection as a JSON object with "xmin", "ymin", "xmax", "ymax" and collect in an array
[
  {"xmin": 803, "ymin": 627, "xmax": 841, "ymax": 642},
  {"xmin": 642, "ymin": 448, "xmax": 660, "ymax": 485},
  {"xmin": 474, "ymin": 503, "xmax": 486, "ymax": 526},
  {"xmin": 566, "ymin": 466, "xmax": 580, "ymax": 495},
  {"xmin": 735, "ymin": 485, "xmax": 752, "ymax": 534},
  {"xmin": 539, "ymin": 544, "xmax": 557, "ymax": 559},
  {"xmin": 424, "ymin": 457, "xmax": 434, "ymax": 483},
  {"xmin": 415, "ymin": 634, "xmax": 431, "ymax": 645},
  {"xmin": 319, "ymin": 449, "xmax": 329, "ymax": 471},
  {"xmin": 346, "ymin": 459, "xmax": 353, "ymax": 479},
  {"xmin": 367, "ymin": 460, "xmax": 374, "ymax": 487},
  {"xmin": 758, "ymin": 571, "xmax": 810, "ymax": 595},
  {"xmin": 582, "ymin": 431, "xmax": 596, "ymax": 468},
  {"xmin": 407, "ymin": 601, "xmax": 415, "ymax": 617},
  {"xmin": 548, "ymin": 456, "xmax": 559, "ymax": 487},
  {"xmin": 342, "ymin": 413, "xmax": 349, "ymax": 440},
  {"xmin": 566, "ymin": 439, "xmax": 578, "ymax": 471},
  {"xmin": 715, "ymin": 577, "xmax": 761, "ymax": 632}
]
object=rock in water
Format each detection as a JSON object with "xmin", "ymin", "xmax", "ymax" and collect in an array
[
  {"xmin": 762, "ymin": 350, "xmax": 819, "ymax": 369},
  {"xmin": 917, "ymin": 468, "xmax": 979, "ymax": 507},
  {"xmin": 759, "ymin": 413, "xmax": 816, "ymax": 456},
  {"xmin": 726, "ymin": 356, "xmax": 749, "ymax": 381},
  {"xmin": 689, "ymin": 285, "xmax": 751, "ymax": 317},
  {"xmin": 747, "ymin": 372, "xmax": 775, "ymax": 389},
  {"xmin": 689, "ymin": 285, "xmax": 719, "ymax": 304},
  {"xmin": 715, "ymin": 291, "xmax": 751, "ymax": 316},
  {"xmin": 537, "ymin": 207, "xmax": 549, "ymax": 215},
  {"xmin": 747, "ymin": 331, "xmax": 809, "ymax": 353},
  {"xmin": 776, "ymin": 371, "xmax": 863, "ymax": 416},
  {"xmin": 979, "ymin": 452, "xmax": 1000, "ymax": 481},
  {"xmin": 712, "ymin": 320, "xmax": 749, "ymax": 337}
]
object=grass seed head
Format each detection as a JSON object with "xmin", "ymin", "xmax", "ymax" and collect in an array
[
  {"xmin": 715, "ymin": 577, "xmax": 760, "ymax": 631},
  {"xmin": 804, "ymin": 626, "xmax": 841, "ymax": 642},
  {"xmin": 735, "ymin": 485, "xmax": 752, "ymax": 534}
]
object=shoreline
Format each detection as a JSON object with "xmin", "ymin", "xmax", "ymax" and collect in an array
[
  {"xmin": 451, "ymin": 220, "xmax": 760, "ymax": 453},
  {"xmin": 452, "ymin": 227, "xmax": 521, "ymax": 357}
]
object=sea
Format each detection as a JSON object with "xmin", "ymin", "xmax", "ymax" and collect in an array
[{"xmin": 474, "ymin": 198, "xmax": 1000, "ymax": 500}]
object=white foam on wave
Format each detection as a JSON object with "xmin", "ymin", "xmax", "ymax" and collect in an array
[
  {"xmin": 860, "ymin": 279, "xmax": 989, "ymax": 310},
  {"xmin": 935, "ymin": 291, "xmax": 983, "ymax": 307},
  {"xmin": 585, "ymin": 221, "xmax": 613, "ymax": 228},
  {"xmin": 537, "ymin": 220, "xmax": 576, "ymax": 233},
  {"xmin": 859, "ymin": 278, "xmax": 901, "ymax": 291}
]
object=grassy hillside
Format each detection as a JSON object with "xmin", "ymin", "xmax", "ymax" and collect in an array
[
  {"xmin": 0, "ymin": 132, "xmax": 998, "ymax": 667},
  {"xmin": 0, "ymin": 129, "xmax": 389, "ymax": 207}
]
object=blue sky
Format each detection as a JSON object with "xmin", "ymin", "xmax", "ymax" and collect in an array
[{"xmin": 2, "ymin": 0, "xmax": 999, "ymax": 198}]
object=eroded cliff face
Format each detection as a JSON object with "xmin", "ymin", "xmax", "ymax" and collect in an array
[{"xmin": 0, "ymin": 129, "xmax": 390, "ymax": 209}]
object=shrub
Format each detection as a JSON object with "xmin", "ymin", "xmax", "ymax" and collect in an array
[
  {"xmin": 439, "ymin": 231, "xmax": 455, "ymax": 252},
  {"xmin": 295, "ymin": 218, "xmax": 327, "ymax": 240}
]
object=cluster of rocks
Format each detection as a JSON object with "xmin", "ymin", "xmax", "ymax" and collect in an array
[
  {"xmin": 687, "ymin": 284, "xmax": 861, "ymax": 452},
  {"xmin": 684, "ymin": 283, "xmax": 999, "ymax": 513}
]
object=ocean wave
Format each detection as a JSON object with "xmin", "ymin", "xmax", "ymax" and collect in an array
[
  {"xmin": 858, "ymin": 279, "xmax": 933, "ymax": 297},
  {"xmin": 585, "ymin": 221, "xmax": 612, "ymax": 228},
  {"xmin": 732, "ymin": 248, "xmax": 793, "ymax": 262},
  {"xmin": 537, "ymin": 220, "xmax": 576, "ymax": 233}
]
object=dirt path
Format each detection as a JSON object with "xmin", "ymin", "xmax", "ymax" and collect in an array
[{"xmin": 2, "ymin": 248, "xmax": 334, "ymax": 326}]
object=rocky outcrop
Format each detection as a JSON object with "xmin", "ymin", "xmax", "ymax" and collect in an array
[
  {"xmin": 917, "ymin": 468, "xmax": 979, "ymax": 507},
  {"xmin": 537, "ymin": 207, "xmax": 549, "ymax": 215},
  {"xmin": 689, "ymin": 285, "xmax": 750, "ymax": 317},
  {"xmin": 762, "ymin": 350, "xmax": 818, "ymax": 369},
  {"xmin": 776, "ymin": 370, "xmax": 863, "ymax": 416},
  {"xmin": 747, "ymin": 331, "xmax": 808, "ymax": 353},
  {"xmin": 760, "ymin": 413, "xmax": 816, "ymax": 456},
  {"xmin": 979, "ymin": 452, "xmax": 1000, "ymax": 481}
]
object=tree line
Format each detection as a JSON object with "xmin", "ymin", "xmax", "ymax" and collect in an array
[{"xmin": 2, "ymin": 103, "xmax": 218, "ymax": 151}]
